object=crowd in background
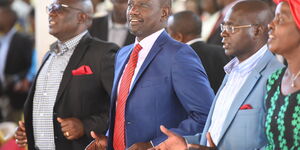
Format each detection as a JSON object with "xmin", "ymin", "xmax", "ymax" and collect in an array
[{"xmin": 0, "ymin": 0, "xmax": 298, "ymax": 149}]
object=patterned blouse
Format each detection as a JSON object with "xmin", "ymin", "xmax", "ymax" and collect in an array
[{"xmin": 265, "ymin": 68, "xmax": 300, "ymax": 150}]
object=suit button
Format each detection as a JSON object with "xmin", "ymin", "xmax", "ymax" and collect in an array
[
  {"xmin": 54, "ymin": 136, "xmax": 58, "ymax": 139},
  {"xmin": 127, "ymin": 121, "xmax": 131, "ymax": 125}
]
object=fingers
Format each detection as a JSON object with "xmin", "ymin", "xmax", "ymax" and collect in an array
[
  {"xmin": 57, "ymin": 117, "xmax": 68, "ymax": 127},
  {"xmin": 90, "ymin": 131, "xmax": 98, "ymax": 139},
  {"xmin": 206, "ymin": 132, "xmax": 216, "ymax": 147},
  {"xmin": 15, "ymin": 138, "xmax": 27, "ymax": 147},
  {"xmin": 57, "ymin": 117, "xmax": 72, "ymax": 139},
  {"xmin": 18, "ymin": 121, "xmax": 26, "ymax": 132},
  {"xmin": 57, "ymin": 117, "xmax": 84, "ymax": 140},
  {"xmin": 15, "ymin": 121, "xmax": 27, "ymax": 148},
  {"xmin": 160, "ymin": 125, "xmax": 176, "ymax": 137}
]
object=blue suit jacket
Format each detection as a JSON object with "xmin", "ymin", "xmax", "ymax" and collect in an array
[
  {"xmin": 107, "ymin": 31, "xmax": 214, "ymax": 149},
  {"xmin": 186, "ymin": 50, "xmax": 284, "ymax": 150}
]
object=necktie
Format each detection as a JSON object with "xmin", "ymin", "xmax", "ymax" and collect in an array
[{"xmin": 113, "ymin": 44, "xmax": 142, "ymax": 150}]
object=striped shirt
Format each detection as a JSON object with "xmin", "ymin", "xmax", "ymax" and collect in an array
[
  {"xmin": 208, "ymin": 45, "xmax": 268, "ymax": 145},
  {"xmin": 32, "ymin": 31, "xmax": 87, "ymax": 150}
]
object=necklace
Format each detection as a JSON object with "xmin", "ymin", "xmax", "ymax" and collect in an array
[{"xmin": 290, "ymin": 69, "xmax": 300, "ymax": 87}]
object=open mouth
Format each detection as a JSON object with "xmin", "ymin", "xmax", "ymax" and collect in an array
[
  {"xmin": 222, "ymin": 39, "xmax": 230, "ymax": 49},
  {"xmin": 129, "ymin": 18, "xmax": 143, "ymax": 25}
]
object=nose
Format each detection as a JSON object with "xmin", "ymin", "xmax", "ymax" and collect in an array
[
  {"xmin": 128, "ymin": 5, "xmax": 139, "ymax": 16},
  {"xmin": 268, "ymin": 19, "xmax": 275, "ymax": 31},
  {"xmin": 220, "ymin": 28, "xmax": 229, "ymax": 38},
  {"xmin": 48, "ymin": 9, "xmax": 59, "ymax": 18}
]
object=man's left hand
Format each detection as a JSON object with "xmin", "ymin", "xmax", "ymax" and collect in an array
[
  {"xmin": 57, "ymin": 117, "xmax": 84, "ymax": 140},
  {"xmin": 148, "ymin": 125, "xmax": 187, "ymax": 150},
  {"xmin": 128, "ymin": 141, "xmax": 152, "ymax": 150}
]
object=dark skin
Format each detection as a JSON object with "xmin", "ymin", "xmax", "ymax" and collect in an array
[
  {"xmin": 167, "ymin": 11, "xmax": 202, "ymax": 43},
  {"xmin": 15, "ymin": 0, "xmax": 94, "ymax": 147},
  {"xmin": 268, "ymin": 2, "xmax": 300, "ymax": 95},
  {"xmin": 220, "ymin": 1, "xmax": 271, "ymax": 62},
  {"xmin": 87, "ymin": 0, "xmax": 171, "ymax": 149},
  {"xmin": 148, "ymin": 1, "xmax": 273, "ymax": 150},
  {"xmin": 148, "ymin": 125, "xmax": 216, "ymax": 150}
]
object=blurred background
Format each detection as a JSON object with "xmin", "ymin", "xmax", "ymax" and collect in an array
[{"xmin": 0, "ymin": 0, "xmax": 276, "ymax": 149}]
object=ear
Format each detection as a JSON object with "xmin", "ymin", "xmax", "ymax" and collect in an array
[
  {"xmin": 77, "ymin": 12, "xmax": 87, "ymax": 24},
  {"xmin": 161, "ymin": 7, "xmax": 171, "ymax": 22},
  {"xmin": 252, "ymin": 24, "xmax": 264, "ymax": 37},
  {"xmin": 173, "ymin": 32, "xmax": 184, "ymax": 42}
]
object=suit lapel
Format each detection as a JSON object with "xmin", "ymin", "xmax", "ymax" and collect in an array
[
  {"xmin": 111, "ymin": 45, "xmax": 133, "ymax": 102},
  {"xmin": 217, "ymin": 50, "xmax": 273, "ymax": 143},
  {"xmin": 55, "ymin": 33, "xmax": 92, "ymax": 103},
  {"xmin": 129, "ymin": 31, "xmax": 168, "ymax": 92}
]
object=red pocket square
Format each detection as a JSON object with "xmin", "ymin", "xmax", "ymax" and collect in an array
[
  {"xmin": 72, "ymin": 65, "xmax": 93, "ymax": 76},
  {"xmin": 239, "ymin": 104, "xmax": 253, "ymax": 110}
]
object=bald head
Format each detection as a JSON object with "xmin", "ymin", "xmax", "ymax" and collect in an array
[
  {"xmin": 221, "ymin": 0, "xmax": 273, "ymax": 61},
  {"xmin": 231, "ymin": 0, "xmax": 273, "ymax": 27},
  {"xmin": 68, "ymin": 0, "xmax": 94, "ymax": 26},
  {"xmin": 224, "ymin": 0, "xmax": 273, "ymax": 42},
  {"xmin": 168, "ymin": 11, "xmax": 202, "ymax": 36}
]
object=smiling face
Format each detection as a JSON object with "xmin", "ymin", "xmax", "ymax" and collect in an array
[
  {"xmin": 48, "ymin": 0, "xmax": 84, "ymax": 41},
  {"xmin": 268, "ymin": 2, "xmax": 300, "ymax": 56},
  {"xmin": 127, "ymin": 0, "xmax": 169, "ymax": 41}
]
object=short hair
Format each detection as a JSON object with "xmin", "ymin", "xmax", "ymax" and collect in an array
[{"xmin": 170, "ymin": 10, "xmax": 202, "ymax": 36}]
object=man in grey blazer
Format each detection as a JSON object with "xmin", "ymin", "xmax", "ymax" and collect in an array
[{"xmin": 150, "ymin": 1, "xmax": 284, "ymax": 150}]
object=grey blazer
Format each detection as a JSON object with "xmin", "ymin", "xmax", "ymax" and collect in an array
[{"xmin": 186, "ymin": 50, "xmax": 284, "ymax": 150}]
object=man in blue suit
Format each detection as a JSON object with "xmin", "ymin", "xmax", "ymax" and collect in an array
[
  {"xmin": 150, "ymin": 1, "xmax": 284, "ymax": 150},
  {"xmin": 87, "ymin": 0, "xmax": 214, "ymax": 149}
]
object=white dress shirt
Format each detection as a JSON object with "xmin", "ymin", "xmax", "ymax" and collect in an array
[
  {"xmin": 117, "ymin": 28, "xmax": 164, "ymax": 94},
  {"xmin": 208, "ymin": 45, "xmax": 268, "ymax": 145}
]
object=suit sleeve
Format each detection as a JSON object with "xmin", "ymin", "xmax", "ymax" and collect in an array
[{"xmin": 152, "ymin": 45, "xmax": 215, "ymax": 145}]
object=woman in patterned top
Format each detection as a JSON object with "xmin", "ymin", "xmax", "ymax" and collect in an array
[{"xmin": 265, "ymin": 0, "xmax": 300, "ymax": 149}]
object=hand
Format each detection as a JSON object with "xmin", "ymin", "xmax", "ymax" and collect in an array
[
  {"xmin": 14, "ymin": 121, "xmax": 27, "ymax": 147},
  {"xmin": 57, "ymin": 117, "xmax": 84, "ymax": 140},
  {"xmin": 187, "ymin": 132, "xmax": 217, "ymax": 150},
  {"xmin": 148, "ymin": 125, "xmax": 187, "ymax": 150},
  {"xmin": 85, "ymin": 131, "xmax": 107, "ymax": 150},
  {"xmin": 128, "ymin": 141, "xmax": 152, "ymax": 150}
]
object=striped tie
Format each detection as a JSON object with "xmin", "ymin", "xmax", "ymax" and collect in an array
[{"xmin": 113, "ymin": 44, "xmax": 142, "ymax": 150}]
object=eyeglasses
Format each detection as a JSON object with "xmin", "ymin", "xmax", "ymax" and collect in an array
[
  {"xmin": 220, "ymin": 24, "xmax": 257, "ymax": 33},
  {"xmin": 46, "ymin": 3, "xmax": 84, "ymax": 14}
]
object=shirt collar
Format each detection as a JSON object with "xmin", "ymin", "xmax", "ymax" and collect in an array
[
  {"xmin": 224, "ymin": 44, "xmax": 268, "ymax": 74},
  {"xmin": 54, "ymin": 30, "xmax": 88, "ymax": 55},
  {"xmin": 134, "ymin": 28, "xmax": 164, "ymax": 50},
  {"xmin": 186, "ymin": 38, "xmax": 203, "ymax": 45}
]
